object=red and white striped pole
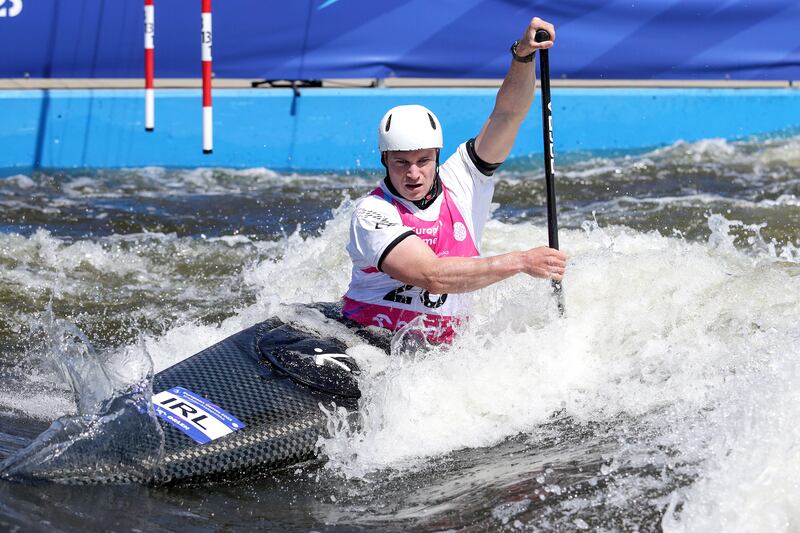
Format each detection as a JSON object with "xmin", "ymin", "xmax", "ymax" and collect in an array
[
  {"xmin": 201, "ymin": 0, "xmax": 213, "ymax": 154},
  {"xmin": 144, "ymin": 0, "xmax": 155, "ymax": 132}
]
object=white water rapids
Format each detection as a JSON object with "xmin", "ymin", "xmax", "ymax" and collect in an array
[{"xmin": 1, "ymin": 136, "xmax": 799, "ymax": 529}]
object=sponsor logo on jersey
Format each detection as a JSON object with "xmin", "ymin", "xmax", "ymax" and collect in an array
[
  {"xmin": 413, "ymin": 224, "xmax": 440, "ymax": 245},
  {"xmin": 453, "ymin": 222, "xmax": 467, "ymax": 242},
  {"xmin": 356, "ymin": 208, "xmax": 398, "ymax": 230}
]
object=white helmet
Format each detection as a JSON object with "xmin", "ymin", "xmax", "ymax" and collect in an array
[{"xmin": 378, "ymin": 105, "xmax": 443, "ymax": 152}]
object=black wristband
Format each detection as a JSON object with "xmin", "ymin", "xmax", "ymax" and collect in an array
[{"xmin": 510, "ymin": 40, "xmax": 535, "ymax": 63}]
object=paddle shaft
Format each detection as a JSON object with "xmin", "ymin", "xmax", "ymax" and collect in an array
[{"xmin": 534, "ymin": 29, "xmax": 565, "ymax": 314}]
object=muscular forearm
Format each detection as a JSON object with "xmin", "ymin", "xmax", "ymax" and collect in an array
[
  {"xmin": 420, "ymin": 252, "xmax": 525, "ymax": 294},
  {"xmin": 382, "ymin": 240, "xmax": 566, "ymax": 295},
  {"xmin": 473, "ymin": 61, "xmax": 535, "ymax": 164},
  {"xmin": 492, "ymin": 59, "xmax": 536, "ymax": 120}
]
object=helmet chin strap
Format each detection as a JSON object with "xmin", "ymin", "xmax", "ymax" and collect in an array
[{"xmin": 381, "ymin": 149, "xmax": 442, "ymax": 209}]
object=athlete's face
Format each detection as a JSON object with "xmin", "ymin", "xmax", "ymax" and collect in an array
[{"xmin": 385, "ymin": 148, "xmax": 438, "ymax": 201}]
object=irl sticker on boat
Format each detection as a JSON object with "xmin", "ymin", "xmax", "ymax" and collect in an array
[{"xmin": 152, "ymin": 386, "xmax": 245, "ymax": 444}]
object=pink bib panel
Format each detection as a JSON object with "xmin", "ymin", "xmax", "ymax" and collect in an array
[{"xmin": 343, "ymin": 183, "xmax": 479, "ymax": 343}]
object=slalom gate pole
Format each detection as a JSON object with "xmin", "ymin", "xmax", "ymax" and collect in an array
[
  {"xmin": 535, "ymin": 29, "xmax": 565, "ymax": 316},
  {"xmin": 201, "ymin": 0, "xmax": 213, "ymax": 154},
  {"xmin": 144, "ymin": 0, "xmax": 154, "ymax": 132}
]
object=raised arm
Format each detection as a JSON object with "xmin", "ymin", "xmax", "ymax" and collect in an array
[{"xmin": 473, "ymin": 17, "xmax": 556, "ymax": 164}]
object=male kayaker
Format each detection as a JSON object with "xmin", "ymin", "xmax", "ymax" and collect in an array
[{"xmin": 343, "ymin": 17, "xmax": 567, "ymax": 342}]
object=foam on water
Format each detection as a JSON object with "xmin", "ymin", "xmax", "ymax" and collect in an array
[
  {"xmin": 1, "ymin": 134, "xmax": 799, "ymax": 526},
  {"xmin": 242, "ymin": 201, "xmax": 355, "ymax": 306},
  {"xmin": 96, "ymin": 187, "xmax": 797, "ymax": 530},
  {"xmin": 2, "ymin": 167, "xmax": 370, "ymax": 198},
  {"xmin": 0, "ymin": 371, "xmax": 74, "ymax": 421},
  {"xmin": 291, "ymin": 210, "xmax": 797, "ymax": 530},
  {"xmin": 3, "ymin": 196, "xmax": 799, "ymax": 527}
]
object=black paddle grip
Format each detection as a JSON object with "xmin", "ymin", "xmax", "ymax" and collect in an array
[{"xmin": 534, "ymin": 29, "xmax": 551, "ymax": 43}]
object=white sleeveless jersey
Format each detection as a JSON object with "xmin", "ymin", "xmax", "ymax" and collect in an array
[{"xmin": 343, "ymin": 141, "xmax": 496, "ymax": 338}]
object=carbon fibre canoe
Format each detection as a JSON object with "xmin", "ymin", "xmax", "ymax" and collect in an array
[
  {"xmin": 0, "ymin": 304, "xmax": 388, "ymax": 484},
  {"xmin": 145, "ymin": 308, "xmax": 387, "ymax": 484}
]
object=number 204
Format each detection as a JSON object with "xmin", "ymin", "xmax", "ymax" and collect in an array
[{"xmin": 383, "ymin": 284, "xmax": 447, "ymax": 309}]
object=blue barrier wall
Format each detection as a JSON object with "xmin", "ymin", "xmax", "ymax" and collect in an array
[
  {"xmin": 1, "ymin": 88, "xmax": 799, "ymax": 173},
  {"xmin": 0, "ymin": 0, "xmax": 798, "ymax": 80}
]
